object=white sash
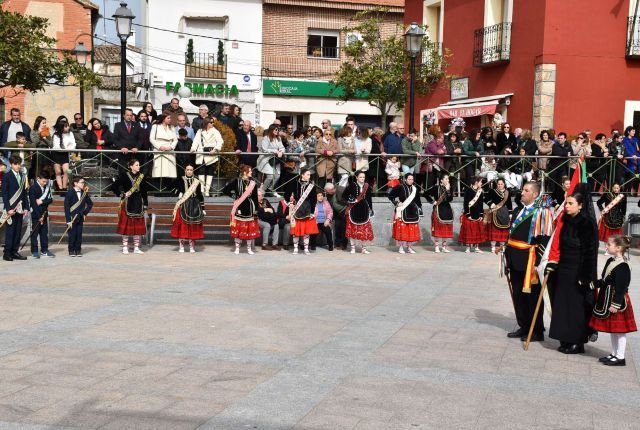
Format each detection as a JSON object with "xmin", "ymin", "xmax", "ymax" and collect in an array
[{"xmin": 395, "ymin": 185, "xmax": 416, "ymax": 218}]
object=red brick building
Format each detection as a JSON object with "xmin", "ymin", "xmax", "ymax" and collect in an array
[
  {"xmin": 405, "ymin": 0, "xmax": 640, "ymax": 137},
  {"xmin": 0, "ymin": 0, "xmax": 98, "ymax": 125}
]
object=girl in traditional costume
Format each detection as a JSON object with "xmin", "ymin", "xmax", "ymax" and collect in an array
[
  {"xmin": 389, "ymin": 173, "xmax": 422, "ymax": 254},
  {"xmin": 590, "ymin": 235, "xmax": 636, "ymax": 366},
  {"xmin": 344, "ymin": 171, "xmax": 374, "ymax": 254},
  {"xmin": 484, "ymin": 178, "xmax": 512, "ymax": 253},
  {"xmin": 285, "ymin": 168, "xmax": 318, "ymax": 255},
  {"xmin": 597, "ymin": 183, "xmax": 626, "ymax": 255},
  {"xmin": 171, "ymin": 163, "xmax": 205, "ymax": 253},
  {"xmin": 223, "ymin": 165, "xmax": 260, "ymax": 255},
  {"xmin": 460, "ymin": 177, "xmax": 486, "ymax": 253},
  {"xmin": 425, "ymin": 172, "xmax": 454, "ymax": 253},
  {"xmin": 113, "ymin": 158, "xmax": 148, "ymax": 255}
]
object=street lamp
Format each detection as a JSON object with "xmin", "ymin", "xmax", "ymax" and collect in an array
[
  {"xmin": 72, "ymin": 41, "xmax": 89, "ymax": 120},
  {"xmin": 113, "ymin": 2, "xmax": 135, "ymax": 118},
  {"xmin": 404, "ymin": 22, "xmax": 426, "ymax": 132}
]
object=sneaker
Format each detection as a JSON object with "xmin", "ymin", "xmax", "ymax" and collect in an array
[
  {"xmin": 76, "ymin": 251, "xmax": 83, "ymax": 257},
  {"xmin": 41, "ymin": 251, "xmax": 55, "ymax": 258},
  {"xmin": 407, "ymin": 247, "xmax": 416, "ymax": 254},
  {"xmin": 491, "ymin": 246, "xmax": 496, "ymax": 254},
  {"xmin": 179, "ymin": 247, "xmax": 185, "ymax": 253},
  {"xmin": 133, "ymin": 248, "xmax": 144, "ymax": 254},
  {"xmin": 350, "ymin": 247, "xmax": 356, "ymax": 254},
  {"xmin": 234, "ymin": 247, "xmax": 240, "ymax": 255},
  {"xmin": 465, "ymin": 247, "xmax": 471, "ymax": 253},
  {"xmin": 122, "ymin": 247, "xmax": 129, "ymax": 255},
  {"xmin": 292, "ymin": 247, "xmax": 299, "ymax": 255},
  {"xmin": 247, "ymin": 248, "xmax": 255, "ymax": 255},
  {"xmin": 304, "ymin": 249, "xmax": 310, "ymax": 255},
  {"xmin": 434, "ymin": 246, "xmax": 440, "ymax": 253},
  {"xmin": 398, "ymin": 247, "xmax": 406, "ymax": 254},
  {"xmin": 474, "ymin": 247, "xmax": 484, "ymax": 254},
  {"xmin": 69, "ymin": 251, "xmax": 76, "ymax": 257},
  {"xmin": 190, "ymin": 247, "xmax": 196, "ymax": 254},
  {"xmin": 31, "ymin": 252, "xmax": 40, "ymax": 259},
  {"xmin": 362, "ymin": 248, "xmax": 371, "ymax": 254},
  {"xmin": 442, "ymin": 246, "xmax": 451, "ymax": 253}
]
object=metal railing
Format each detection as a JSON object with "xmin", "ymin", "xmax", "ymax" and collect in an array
[
  {"xmin": 473, "ymin": 22, "xmax": 511, "ymax": 66},
  {"xmin": 627, "ymin": 15, "xmax": 640, "ymax": 57},
  {"xmin": 421, "ymin": 42, "xmax": 443, "ymax": 69},
  {"xmin": 3, "ymin": 148, "xmax": 640, "ymax": 198},
  {"xmin": 185, "ymin": 52, "xmax": 227, "ymax": 80}
]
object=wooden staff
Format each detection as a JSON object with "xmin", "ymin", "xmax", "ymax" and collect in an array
[
  {"xmin": 57, "ymin": 214, "xmax": 78, "ymax": 246},
  {"xmin": 19, "ymin": 210, "xmax": 48, "ymax": 251},
  {"xmin": 524, "ymin": 273, "xmax": 550, "ymax": 351},
  {"xmin": 501, "ymin": 249, "xmax": 518, "ymax": 317}
]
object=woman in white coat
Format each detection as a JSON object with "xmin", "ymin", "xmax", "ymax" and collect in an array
[
  {"xmin": 354, "ymin": 126, "xmax": 372, "ymax": 172},
  {"xmin": 256, "ymin": 124, "xmax": 285, "ymax": 197},
  {"xmin": 191, "ymin": 118, "xmax": 224, "ymax": 196},
  {"xmin": 150, "ymin": 114, "xmax": 178, "ymax": 179}
]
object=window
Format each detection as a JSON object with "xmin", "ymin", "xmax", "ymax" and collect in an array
[
  {"xmin": 423, "ymin": 0, "xmax": 443, "ymax": 53},
  {"xmin": 307, "ymin": 30, "xmax": 339, "ymax": 59}
]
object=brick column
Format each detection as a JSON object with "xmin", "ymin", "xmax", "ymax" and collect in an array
[{"xmin": 531, "ymin": 63, "xmax": 556, "ymax": 138}]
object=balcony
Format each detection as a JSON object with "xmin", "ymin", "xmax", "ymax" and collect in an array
[
  {"xmin": 185, "ymin": 52, "xmax": 226, "ymax": 80},
  {"xmin": 473, "ymin": 22, "xmax": 511, "ymax": 67},
  {"xmin": 627, "ymin": 16, "xmax": 640, "ymax": 58}
]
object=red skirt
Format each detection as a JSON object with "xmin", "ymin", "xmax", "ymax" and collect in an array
[
  {"xmin": 387, "ymin": 179, "xmax": 400, "ymax": 189},
  {"xmin": 116, "ymin": 206, "xmax": 147, "ymax": 236},
  {"xmin": 485, "ymin": 221, "xmax": 509, "ymax": 242},
  {"xmin": 230, "ymin": 218, "xmax": 261, "ymax": 240},
  {"xmin": 392, "ymin": 218, "xmax": 420, "ymax": 242},
  {"xmin": 598, "ymin": 219, "xmax": 623, "ymax": 243},
  {"xmin": 431, "ymin": 211, "xmax": 453, "ymax": 239},
  {"xmin": 459, "ymin": 215, "xmax": 485, "ymax": 245},
  {"xmin": 590, "ymin": 294, "xmax": 637, "ymax": 333},
  {"xmin": 346, "ymin": 219, "xmax": 374, "ymax": 241},
  {"xmin": 171, "ymin": 215, "xmax": 204, "ymax": 240},
  {"xmin": 291, "ymin": 218, "xmax": 319, "ymax": 236}
]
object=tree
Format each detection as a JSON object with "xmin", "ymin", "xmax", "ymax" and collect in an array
[
  {"xmin": 331, "ymin": 8, "xmax": 449, "ymax": 128},
  {"xmin": 217, "ymin": 40, "xmax": 225, "ymax": 66},
  {"xmin": 0, "ymin": 3, "xmax": 100, "ymax": 94},
  {"xmin": 186, "ymin": 39, "xmax": 194, "ymax": 64}
]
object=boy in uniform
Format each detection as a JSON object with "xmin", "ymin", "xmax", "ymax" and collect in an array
[{"xmin": 63, "ymin": 176, "xmax": 93, "ymax": 257}]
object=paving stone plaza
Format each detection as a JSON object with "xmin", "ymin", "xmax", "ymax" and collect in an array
[{"xmin": 1, "ymin": 245, "xmax": 639, "ymax": 429}]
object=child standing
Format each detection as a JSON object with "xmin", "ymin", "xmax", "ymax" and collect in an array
[
  {"xmin": 63, "ymin": 176, "xmax": 93, "ymax": 257},
  {"xmin": 28, "ymin": 169, "xmax": 55, "ymax": 258},
  {"xmin": 385, "ymin": 155, "xmax": 401, "ymax": 190},
  {"xmin": 590, "ymin": 235, "xmax": 637, "ymax": 366}
]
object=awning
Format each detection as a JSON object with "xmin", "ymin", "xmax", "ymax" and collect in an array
[{"xmin": 436, "ymin": 101, "xmax": 498, "ymax": 120}]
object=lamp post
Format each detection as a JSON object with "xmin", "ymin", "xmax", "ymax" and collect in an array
[
  {"xmin": 404, "ymin": 22, "xmax": 426, "ymax": 133},
  {"xmin": 113, "ymin": 2, "xmax": 135, "ymax": 118},
  {"xmin": 72, "ymin": 41, "xmax": 89, "ymax": 120}
]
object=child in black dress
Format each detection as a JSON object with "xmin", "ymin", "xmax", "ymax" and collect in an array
[{"xmin": 590, "ymin": 235, "xmax": 637, "ymax": 366}]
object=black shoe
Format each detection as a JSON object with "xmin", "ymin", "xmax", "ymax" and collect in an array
[
  {"xmin": 328, "ymin": 245, "xmax": 334, "ymax": 251},
  {"xmin": 521, "ymin": 333, "xmax": 544, "ymax": 342},
  {"xmin": 69, "ymin": 251, "xmax": 76, "ymax": 257},
  {"xmin": 603, "ymin": 357, "xmax": 626, "ymax": 366},
  {"xmin": 599, "ymin": 354, "xmax": 614, "ymax": 363},
  {"xmin": 12, "ymin": 253, "xmax": 26, "ymax": 261},
  {"xmin": 507, "ymin": 328, "xmax": 525, "ymax": 338},
  {"xmin": 75, "ymin": 251, "xmax": 83, "ymax": 257},
  {"xmin": 3, "ymin": 254, "xmax": 13, "ymax": 262},
  {"xmin": 560, "ymin": 344, "xmax": 585, "ymax": 354}
]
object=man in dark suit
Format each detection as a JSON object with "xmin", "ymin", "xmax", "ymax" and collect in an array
[
  {"xmin": 235, "ymin": 120, "xmax": 258, "ymax": 168},
  {"xmin": 112, "ymin": 108, "xmax": 142, "ymax": 170},
  {"xmin": 2, "ymin": 155, "xmax": 29, "ymax": 261},
  {"xmin": 29, "ymin": 170, "xmax": 54, "ymax": 258},
  {"xmin": 63, "ymin": 176, "xmax": 93, "ymax": 257},
  {"xmin": 504, "ymin": 181, "xmax": 553, "ymax": 342},
  {"xmin": 0, "ymin": 108, "xmax": 31, "ymax": 156}
]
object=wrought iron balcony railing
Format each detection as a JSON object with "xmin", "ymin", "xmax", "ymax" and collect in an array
[
  {"xmin": 185, "ymin": 52, "xmax": 227, "ymax": 80},
  {"xmin": 473, "ymin": 22, "xmax": 511, "ymax": 67},
  {"xmin": 627, "ymin": 16, "xmax": 640, "ymax": 58}
]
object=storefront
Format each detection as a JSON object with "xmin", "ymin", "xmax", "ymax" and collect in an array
[
  {"xmin": 420, "ymin": 93, "xmax": 513, "ymax": 137},
  {"xmin": 262, "ymin": 78, "xmax": 397, "ymax": 129}
]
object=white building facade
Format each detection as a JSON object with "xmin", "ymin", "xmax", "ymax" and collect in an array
[{"xmin": 143, "ymin": 0, "xmax": 263, "ymax": 123}]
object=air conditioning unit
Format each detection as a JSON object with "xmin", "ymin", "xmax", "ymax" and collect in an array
[{"xmin": 345, "ymin": 32, "xmax": 363, "ymax": 46}]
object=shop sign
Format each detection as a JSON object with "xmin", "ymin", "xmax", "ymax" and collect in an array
[
  {"xmin": 437, "ymin": 103, "xmax": 496, "ymax": 119},
  {"xmin": 165, "ymin": 82, "xmax": 239, "ymax": 98},
  {"xmin": 450, "ymin": 77, "xmax": 469, "ymax": 101},
  {"xmin": 263, "ymin": 79, "xmax": 367, "ymax": 98}
]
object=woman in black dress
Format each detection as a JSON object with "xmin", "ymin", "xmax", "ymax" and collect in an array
[{"xmin": 549, "ymin": 191, "xmax": 598, "ymax": 354}]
